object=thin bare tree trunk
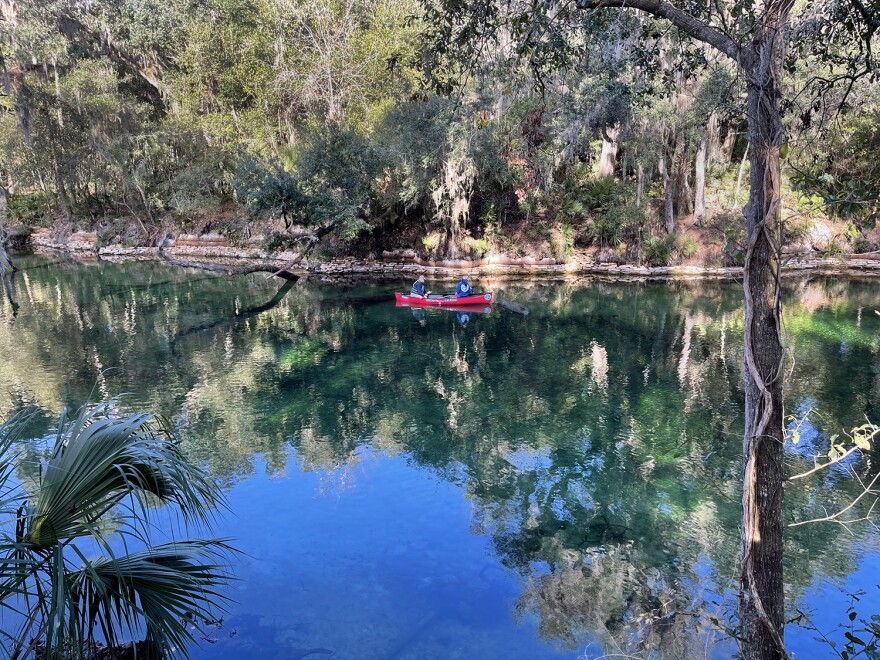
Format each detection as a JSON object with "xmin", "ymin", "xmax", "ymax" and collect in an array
[
  {"xmin": 706, "ymin": 110, "xmax": 721, "ymax": 164},
  {"xmin": 53, "ymin": 160, "xmax": 72, "ymax": 221},
  {"xmin": 722, "ymin": 121, "xmax": 739, "ymax": 162},
  {"xmin": 659, "ymin": 153, "xmax": 674, "ymax": 233},
  {"xmin": 52, "ymin": 52, "xmax": 63, "ymax": 128},
  {"xmin": 672, "ymin": 132, "xmax": 692, "ymax": 217},
  {"xmin": 636, "ymin": 163, "xmax": 645, "ymax": 208},
  {"xmin": 734, "ymin": 142, "xmax": 749, "ymax": 207},
  {"xmin": 695, "ymin": 136, "xmax": 707, "ymax": 225},
  {"xmin": 0, "ymin": 208, "xmax": 11, "ymax": 276}
]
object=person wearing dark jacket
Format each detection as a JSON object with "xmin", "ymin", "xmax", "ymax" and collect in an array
[
  {"xmin": 411, "ymin": 275, "xmax": 427, "ymax": 298},
  {"xmin": 455, "ymin": 277, "xmax": 473, "ymax": 298}
]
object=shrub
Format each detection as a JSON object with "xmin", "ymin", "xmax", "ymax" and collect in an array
[
  {"xmin": 234, "ymin": 155, "xmax": 368, "ymax": 241},
  {"xmin": 548, "ymin": 224, "xmax": 575, "ymax": 261},
  {"xmin": 643, "ymin": 235, "xmax": 676, "ymax": 266},
  {"xmin": 422, "ymin": 233, "xmax": 440, "ymax": 253},
  {"xmin": 679, "ymin": 236, "xmax": 699, "ymax": 259},
  {"xmin": 586, "ymin": 203, "xmax": 645, "ymax": 248},
  {"xmin": 642, "ymin": 234, "xmax": 697, "ymax": 266},
  {"xmin": 7, "ymin": 193, "xmax": 50, "ymax": 226},
  {"xmin": 467, "ymin": 236, "xmax": 491, "ymax": 258},
  {"xmin": 581, "ymin": 176, "xmax": 624, "ymax": 212},
  {"xmin": 262, "ymin": 230, "xmax": 300, "ymax": 253},
  {"xmin": 826, "ymin": 239, "xmax": 846, "ymax": 256},
  {"xmin": 784, "ymin": 215, "xmax": 813, "ymax": 244},
  {"xmin": 853, "ymin": 235, "xmax": 878, "ymax": 253}
]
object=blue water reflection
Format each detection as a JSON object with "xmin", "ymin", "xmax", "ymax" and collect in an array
[{"xmin": 1, "ymin": 257, "xmax": 879, "ymax": 658}]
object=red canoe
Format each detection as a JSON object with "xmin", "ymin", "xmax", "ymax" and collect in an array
[
  {"xmin": 395, "ymin": 292, "xmax": 493, "ymax": 307},
  {"xmin": 395, "ymin": 300, "xmax": 492, "ymax": 314}
]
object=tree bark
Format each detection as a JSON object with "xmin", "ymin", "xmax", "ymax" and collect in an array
[
  {"xmin": 636, "ymin": 163, "xmax": 645, "ymax": 208},
  {"xmin": 695, "ymin": 136, "xmax": 707, "ymax": 225},
  {"xmin": 659, "ymin": 152, "xmax": 674, "ymax": 233},
  {"xmin": 738, "ymin": 4, "xmax": 791, "ymax": 658},
  {"xmin": 734, "ymin": 141, "xmax": 750, "ymax": 208},
  {"xmin": 722, "ymin": 121, "xmax": 740, "ymax": 163},
  {"xmin": 673, "ymin": 140, "xmax": 693, "ymax": 218},
  {"xmin": 598, "ymin": 126, "xmax": 619, "ymax": 177},
  {"xmin": 706, "ymin": 110, "xmax": 722, "ymax": 164},
  {"xmin": 53, "ymin": 160, "xmax": 72, "ymax": 221},
  {"xmin": 52, "ymin": 52, "xmax": 63, "ymax": 128}
]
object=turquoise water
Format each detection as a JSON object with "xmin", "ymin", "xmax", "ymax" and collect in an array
[{"xmin": 1, "ymin": 255, "xmax": 879, "ymax": 658}]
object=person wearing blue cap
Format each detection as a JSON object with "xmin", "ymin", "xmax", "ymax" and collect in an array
[{"xmin": 455, "ymin": 276, "xmax": 473, "ymax": 298}]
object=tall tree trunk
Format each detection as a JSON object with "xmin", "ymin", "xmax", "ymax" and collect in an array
[
  {"xmin": 706, "ymin": 110, "xmax": 722, "ymax": 164},
  {"xmin": 722, "ymin": 121, "xmax": 739, "ymax": 162},
  {"xmin": 694, "ymin": 136, "xmax": 707, "ymax": 225},
  {"xmin": 738, "ymin": 3, "xmax": 790, "ymax": 658},
  {"xmin": 734, "ymin": 142, "xmax": 750, "ymax": 208},
  {"xmin": 636, "ymin": 162, "xmax": 644, "ymax": 208},
  {"xmin": 53, "ymin": 160, "xmax": 72, "ymax": 221},
  {"xmin": 672, "ymin": 132, "xmax": 692, "ymax": 217},
  {"xmin": 659, "ymin": 152, "xmax": 674, "ymax": 233},
  {"xmin": 52, "ymin": 52, "xmax": 63, "ymax": 128},
  {"xmin": 598, "ymin": 126, "xmax": 619, "ymax": 177}
]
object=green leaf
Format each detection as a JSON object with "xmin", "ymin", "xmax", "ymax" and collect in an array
[{"xmin": 845, "ymin": 632, "xmax": 866, "ymax": 646}]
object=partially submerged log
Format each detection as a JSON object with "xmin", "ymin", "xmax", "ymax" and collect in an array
[
  {"xmin": 155, "ymin": 238, "xmax": 301, "ymax": 281},
  {"xmin": 499, "ymin": 299, "xmax": 529, "ymax": 315}
]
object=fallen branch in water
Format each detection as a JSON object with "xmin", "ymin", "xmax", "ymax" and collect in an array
[
  {"xmin": 154, "ymin": 234, "xmax": 301, "ymax": 281},
  {"xmin": 499, "ymin": 299, "xmax": 530, "ymax": 315}
]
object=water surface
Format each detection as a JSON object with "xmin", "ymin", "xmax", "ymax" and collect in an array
[{"xmin": 1, "ymin": 256, "xmax": 879, "ymax": 658}]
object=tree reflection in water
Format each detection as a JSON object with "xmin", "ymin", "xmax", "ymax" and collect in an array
[{"xmin": 1, "ymin": 256, "xmax": 879, "ymax": 656}]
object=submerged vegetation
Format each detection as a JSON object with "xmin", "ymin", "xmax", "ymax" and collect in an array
[{"xmin": 0, "ymin": 0, "xmax": 877, "ymax": 264}]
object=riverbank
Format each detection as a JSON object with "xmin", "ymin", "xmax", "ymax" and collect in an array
[{"xmin": 27, "ymin": 229, "xmax": 880, "ymax": 280}]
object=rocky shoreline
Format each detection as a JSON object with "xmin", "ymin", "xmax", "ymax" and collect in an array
[{"xmin": 28, "ymin": 229, "xmax": 880, "ymax": 280}]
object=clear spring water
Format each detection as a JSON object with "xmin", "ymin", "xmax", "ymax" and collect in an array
[{"xmin": 1, "ymin": 255, "xmax": 879, "ymax": 658}]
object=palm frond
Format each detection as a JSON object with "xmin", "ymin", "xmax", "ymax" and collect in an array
[
  {"xmin": 70, "ymin": 540, "xmax": 234, "ymax": 658},
  {"xmin": 0, "ymin": 404, "xmax": 235, "ymax": 659},
  {"xmin": 26, "ymin": 404, "xmax": 224, "ymax": 548}
]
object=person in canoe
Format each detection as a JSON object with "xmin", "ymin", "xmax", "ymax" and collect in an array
[
  {"xmin": 455, "ymin": 277, "xmax": 473, "ymax": 298},
  {"xmin": 410, "ymin": 275, "xmax": 427, "ymax": 298}
]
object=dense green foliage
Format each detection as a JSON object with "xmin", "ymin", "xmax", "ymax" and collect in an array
[{"xmin": 0, "ymin": 0, "xmax": 877, "ymax": 262}]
